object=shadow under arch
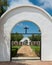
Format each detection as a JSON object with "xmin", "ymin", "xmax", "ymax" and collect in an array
[{"xmin": 10, "ymin": 20, "xmax": 41, "ymax": 61}]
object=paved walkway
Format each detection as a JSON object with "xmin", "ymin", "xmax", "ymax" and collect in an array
[{"xmin": 0, "ymin": 61, "xmax": 52, "ymax": 65}]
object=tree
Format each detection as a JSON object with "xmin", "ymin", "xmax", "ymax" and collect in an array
[
  {"xmin": 0, "ymin": 0, "xmax": 9, "ymax": 16},
  {"xmin": 29, "ymin": 34, "xmax": 35, "ymax": 41},
  {"xmin": 29, "ymin": 34, "xmax": 41, "ymax": 41},
  {"xmin": 11, "ymin": 33, "xmax": 16, "ymax": 41},
  {"xmin": 11, "ymin": 33, "xmax": 23, "ymax": 42},
  {"xmin": 16, "ymin": 33, "xmax": 23, "ymax": 42},
  {"xmin": 35, "ymin": 34, "xmax": 41, "ymax": 41}
]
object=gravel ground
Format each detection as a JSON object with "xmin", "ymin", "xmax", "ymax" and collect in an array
[{"xmin": 17, "ymin": 45, "xmax": 37, "ymax": 57}]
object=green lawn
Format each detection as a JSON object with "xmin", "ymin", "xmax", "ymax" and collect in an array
[
  {"xmin": 30, "ymin": 46, "xmax": 40, "ymax": 51},
  {"xmin": 12, "ymin": 46, "xmax": 21, "ymax": 49},
  {"xmin": 12, "ymin": 45, "xmax": 40, "ymax": 57},
  {"xmin": 12, "ymin": 45, "xmax": 40, "ymax": 51},
  {"xmin": 30, "ymin": 45, "xmax": 40, "ymax": 57}
]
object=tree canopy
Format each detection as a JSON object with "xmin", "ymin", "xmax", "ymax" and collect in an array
[
  {"xmin": 11, "ymin": 33, "xmax": 41, "ymax": 42},
  {"xmin": 0, "ymin": 0, "xmax": 9, "ymax": 16},
  {"xmin": 29, "ymin": 34, "xmax": 41, "ymax": 41},
  {"xmin": 11, "ymin": 33, "xmax": 24, "ymax": 42}
]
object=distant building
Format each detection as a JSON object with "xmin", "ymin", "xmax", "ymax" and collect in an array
[
  {"xmin": 20, "ymin": 37, "xmax": 31, "ymax": 45},
  {"xmin": 12, "ymin": 37, "xmax": 40, "ymax": 46}
]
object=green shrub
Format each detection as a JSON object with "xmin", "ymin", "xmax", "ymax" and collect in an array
[
  {"xmin": 11, "ymin": 46, "xmax": 21, "ymax": 57},
  {"xmin": 12, "ymin": 46, "xmax": 21, "ymax": 49},
  {"xmin": 35, "ymin": 47, "xmax": 40, "ymax": 57},
  {"xmin": 11, "ymin": 48, "xmax": 18, "ymax": 57}
]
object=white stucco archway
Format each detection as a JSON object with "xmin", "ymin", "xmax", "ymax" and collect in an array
[{"xmin": 0, "ymin": 5, "xmax": 52, "ymax": 61}]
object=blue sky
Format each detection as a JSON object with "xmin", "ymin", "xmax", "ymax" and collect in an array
[
  {"xmin": 9, "ymin": 0, "xmax": 52, "ymax": 16},
  {"xmin": 12, "ymin": 21, "xmax": 40, "ymax": 33},
  {"xmin": 30, "ymin": 0, "xmax": 52, "ymax": 15},
  {"xmin": 12, "ymin": 21, "xmax": 41, "ymax": 37}
]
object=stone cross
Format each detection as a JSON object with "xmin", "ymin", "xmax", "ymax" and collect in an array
[{"xmin": 24, "ymin": 26, "xmax": 29, "ymax": 34}]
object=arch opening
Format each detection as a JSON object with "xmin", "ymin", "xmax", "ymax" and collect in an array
[{"xmin": 11, "ymin": 21, "xmax": 41, "ymax": 60}]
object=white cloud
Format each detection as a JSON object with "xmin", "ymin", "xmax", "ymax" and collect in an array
[
  {"xmin": 17, "ymin": 23, "xmax": 24, "ymax": 27},
  {"xmin": 17, "ymin": 23, "xmax": 29, "ymax": 28},
  {"xmin": 8, "ymin": 0, "xmax": 32, "ymax": 9},
  {"xmin": 39, "ymin": 0, "xmax": 52, "ymax": 9},
  {"xmin": 8, "ymin": 0, "xmax": 52, "ymax": 10}
]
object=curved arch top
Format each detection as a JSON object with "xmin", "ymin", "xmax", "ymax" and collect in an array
[{"xmin": 0, "ymin": 5, "xmax": 52, "ymax": 21}]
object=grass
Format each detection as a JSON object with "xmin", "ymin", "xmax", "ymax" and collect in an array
[
  {"xmin": 12, "ymin": 45, "xmax": 40, "ymax": 51},
  {"xmin": 30, "ymin": 45, "xmax": 40, "ymax": 57},
  {"xmin": 12, "ymin": 46, "xmax": 21, "ymax": 49},
  {"xmin": 30, "ymin": 46, "xmax": 40, "ymax": 51},
  {"xmin": 12, "ymin": 45, "xmax": 40, "ymax": 57}
]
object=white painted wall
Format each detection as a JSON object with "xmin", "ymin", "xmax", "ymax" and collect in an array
[{"xmin": 0, "ymin": 5, "xmax": 52, "ymax": 61}]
